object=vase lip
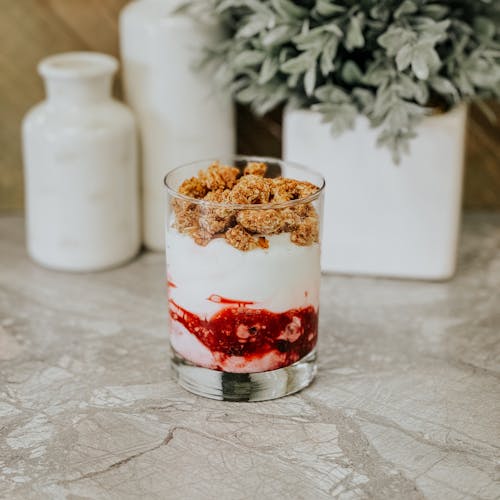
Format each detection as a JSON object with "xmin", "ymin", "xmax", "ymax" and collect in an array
[
  {"xmin": 164, "ymin": 155, "xmax": 326, "ymax": 211},
  {"xmin": 38, "ymin": 52, "xmax": 118, "ymax": 80}
]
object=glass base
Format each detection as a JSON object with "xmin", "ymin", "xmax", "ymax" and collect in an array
[{"xmin": 171, "ymin": 349, "xmax": 317, "ymax": 402}]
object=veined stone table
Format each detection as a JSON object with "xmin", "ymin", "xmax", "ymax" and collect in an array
[{"xmin": 0, "ymin": 214, "xmax": 499, "ymax": 499}]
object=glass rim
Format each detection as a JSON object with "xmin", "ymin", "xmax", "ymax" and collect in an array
[{"xmin": 163, "ymin": 155, "xmax": 325, "ymax": 210}]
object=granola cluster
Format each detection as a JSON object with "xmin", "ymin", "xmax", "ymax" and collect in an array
[{"xmin": 172, "ymin": 161, "xmax": 320, "ymax": 250}]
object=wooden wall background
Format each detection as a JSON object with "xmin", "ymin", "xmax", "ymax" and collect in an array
[{"xmin": 1, "ymin": 0, "xmax": 499, "ymax": 212}]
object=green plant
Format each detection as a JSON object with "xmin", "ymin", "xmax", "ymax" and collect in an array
[{"xmin": 191, "ymin": 0, "xmax": 500, "ymax": 161}]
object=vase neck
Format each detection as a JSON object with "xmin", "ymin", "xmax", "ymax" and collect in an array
[{"xmin": 39, "ymin": 52, "xmax": 118, "ymax": 107}]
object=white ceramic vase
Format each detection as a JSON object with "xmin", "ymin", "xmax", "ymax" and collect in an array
[
  {"xmin": 283, "ymin": 105, "xmax": 467, "ymax": 280},
  {"xmin": 22, "ymin": 52, "xmax": 141, "ymax": 272},
  {"xmin": 120, "ymin": 0, "xmax": 235, "ymax": 251}
]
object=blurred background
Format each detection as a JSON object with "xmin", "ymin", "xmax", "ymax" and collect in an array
[{"xmin": 1, "ymin": 0, "xmax": 499, "ymax": 214}]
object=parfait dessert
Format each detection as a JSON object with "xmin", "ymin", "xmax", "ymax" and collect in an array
[{"xmin": 165, "ymin": 157, "xmax": 324, "ymax": 400}]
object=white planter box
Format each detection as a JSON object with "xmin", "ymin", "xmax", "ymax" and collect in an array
[{"xmin": 283, "ymin": 105, "xmax": 467, "ymax": 280}]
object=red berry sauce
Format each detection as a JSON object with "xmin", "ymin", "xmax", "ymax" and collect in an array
[{"xmin": 169, "ymin": 298, "xmax": 318, "ymax": 371}]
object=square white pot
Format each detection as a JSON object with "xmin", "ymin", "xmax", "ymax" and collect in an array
[{"xmin": 283, "ymin": 105, "xmax": 467, "ymax": 280}]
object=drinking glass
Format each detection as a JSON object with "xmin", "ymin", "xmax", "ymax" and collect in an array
[{"xmin": 165, "ymin": 156, "xmax": 325, "ymax": 401}]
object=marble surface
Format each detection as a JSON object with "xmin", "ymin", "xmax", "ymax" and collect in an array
[{"xmin": 0, "ymin": 213, "xmax": 499, "ymax": 500}]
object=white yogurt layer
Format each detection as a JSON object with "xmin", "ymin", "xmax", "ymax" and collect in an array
[{"xmin": 166, "ymin": 229, "xmax": 320, "ymax": 317}]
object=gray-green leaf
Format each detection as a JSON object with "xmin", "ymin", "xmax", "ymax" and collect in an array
[
  {"xmin": 429, "ymin": 76, "xmax": 458, "ymax": 100},
  {"xmin": 304, "ymin": 65, "xmax": 317, "ymax": 96},
  {"xmin": 345, "ymin": 14, "xmax": 365, "ymax": 51},
  {"xmin": 271, "ymin": 0, "xmax": 308, "ymax": 20},
  {"xmin": 378, "ymin": 27, "xmax": 415, "ymax": 56},
  {"xmin": 396, "ymin": 45, "xmax": 413, "ymax": 71},
  {"xmin": 341, "ymin": 60, "xmax": 363, "ymax": 84},
  {"xmin": 320, "ymin": 36, "xmax": 339, "ymax": 76},
  {"xmin": 262, "ymin": 24, "xmax": 297, "ymax": 47},
  {"xmin": 394, "ymin": 1, "xmax": 418, "ymax": 19},
  {"xmin": 420, "ymin": 4, "xmax": 449, "ymax": 20},
  {"xmin": 259, "ymin": 57, "xmax": 279, "ymax": 84},
  {"xmin": 236, "ymin": 15, "xmax": 270, "ymax": 38},
  {"xmin": 315, "ymin": 0, "xmax": 346, "ymax": 17},
  {"xmin": 233, "ymin": 51, "xmax": 266, "ymax": 69},
  {"xmin": 473, "ymin": 17, "xmax": 496, "ymax": 40},
  {"xmin": 281, "ymin": 52, "xmax": 315, "ymax": 74},
  {"xmin": 411, "ymin": 44, "xmax": 440, "ymax": 80},
  {"xmin": 315, "ymin": 84, "xmax": 350, "ymax": 103}
]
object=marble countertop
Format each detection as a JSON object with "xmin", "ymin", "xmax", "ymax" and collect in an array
[{"xmin": 0, "ymin": 214, "xmax": 499, "ymax": 500}]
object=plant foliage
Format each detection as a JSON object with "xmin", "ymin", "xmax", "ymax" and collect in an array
[{"xmin": 191, "ymin": 0, "xmax": 500, "ymax": 161}]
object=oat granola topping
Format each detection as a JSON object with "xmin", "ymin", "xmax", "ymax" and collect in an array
[
  {"xmin": 243, "ymin": 161, "xmax": 267, "ymax": 177},
  {"xmin": 178, "ymin": 177, "xmax": 207, "ymax": 199},
  {"xmin": 188, "ymin": 227, "xmax": 213, "ymax": 247},
  {"xmin": 225, "ymin": 224, "xmax": 265, "ymax": 251},
  {"xmin": 237, "ymin": 209, "xmax": 283, "ymax": 235},
  {"xmin": 290, "ymin": 217, "xmax": 320, "ymax": 246},
  {"xmin": 229, "ymin": 175, "xmax": 272, "ymax": 204},
  {"xmin": 199, "ymin": 162, "xmax": 240, "ymax": 191},
  {"xmin": 172, "ymin": 161, "xmax": 320, "ymax": 250},
  {"xmin": 172, "ymin": 199, "xmax": 198, "ymax": 232}
]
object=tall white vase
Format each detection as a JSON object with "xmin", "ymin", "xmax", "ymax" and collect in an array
[
  {"xmin": 22, "ymin": 52, "xmax": 141, "ymax": 272},
  {"xmin": 120, "ymin": 0, "xmax": 235, "ymax": 251},
  {"xmin": 284, "ymin": 105, "xmax": 467, "ymax": 280}
]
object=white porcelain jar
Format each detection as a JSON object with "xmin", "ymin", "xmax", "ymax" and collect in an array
[
  {"xmin": 120, "ymin": 0, "xmax": 235, "ymax": 251},
  {"xmin": 22, "ymin": 52, "xmax": 141, "ymax": 272},
  {"xmin": 284, "ymin": 105, "xmax": 467, "ymax": 280}
]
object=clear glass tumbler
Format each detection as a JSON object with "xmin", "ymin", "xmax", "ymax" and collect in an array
[{"xmin": 164, "ymin": 156, "xmax": 325, "ymax": 401}]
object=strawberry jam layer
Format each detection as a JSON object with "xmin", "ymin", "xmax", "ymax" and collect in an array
[{"xmin": 169, "ymin": 299, "xmax": 318, "ymax": 372}]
